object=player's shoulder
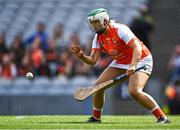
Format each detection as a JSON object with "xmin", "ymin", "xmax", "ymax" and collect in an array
[{"xmin": 110, "ymin": 22, "xmax": 130, "ymax": 32}]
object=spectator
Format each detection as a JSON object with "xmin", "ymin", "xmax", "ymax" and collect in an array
[
  {"xmin": 165, "ymin": 78, "xmax": 180, "ymax": 114},
  {"xmin": 36, "ymin": 54, "xmax": 51, "ymax": 77},
  {"xmin": 30, "ymin": 37, "xmax": 44, "ymax": 72},
  {"xmin": 46, "ymin": 41, "xmax": 59, "ymax": 62},
  {"xmin": 74, "ymin": 62, "xmax": 91, "ymax": 76},
  {"xmin": 69, "ymin": 31, "xmax": 81, "ymax": 46},
  {"xmin": 168, "ymin": 44, "xmax": 180, "ymax": 81},
  {"xmin": 52, "ymin": 23, "xmax": 65, "ymax": 48},
  {"xmin": 25, "ymin": 22, "xmax": 49, "ymax": 52},
  {"xmin": 56, "ymin": 51, "xmax": 73, "ymax": 78},
  {"xmin": 9, "ymin": 34, "xmax": 25, "ymax": 67},
  {"xmin": 130, "ymin": 5, "xmax": 153, "ymax": 50},
  {"xmin": 18, "ymin": 52, "xmax": 34, "ymax": 77},
  {"xmin": 0, "ymin": 34, "xmax": 9, "ymax": 62},
  {"xmin": 46, "ymin": 40, "xmax": 59, "ymax": 77},
  {"xmin": 0, "ymin": 54, "xmax": 17, "ymax": 79},
  {"xmin": 168, "ymin": 44, "xmax": 180, "ymax": 69}
]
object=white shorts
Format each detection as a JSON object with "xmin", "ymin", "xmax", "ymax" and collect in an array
[{"xmin": 109, "ymin": 55, "xmax": 153, "ymax": 75}]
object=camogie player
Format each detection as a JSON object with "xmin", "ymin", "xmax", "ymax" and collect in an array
[{"xmin": 71, "ymin": 8, "xmax": 170, "ymax": 123}]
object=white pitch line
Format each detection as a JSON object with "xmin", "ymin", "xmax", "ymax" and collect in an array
[{"xmin": 15, "ymin": 116, "xmax": 26, "ymax": 119}]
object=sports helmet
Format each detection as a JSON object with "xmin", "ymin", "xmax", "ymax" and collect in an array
[{"xmin": 87, "ymin": 8, "xmax": 110, "ymax": 34}]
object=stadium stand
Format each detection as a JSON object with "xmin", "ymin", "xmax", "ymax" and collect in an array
[{"xmin": 0, "ymin": 0, "xmax": 149, "ymax": 46}]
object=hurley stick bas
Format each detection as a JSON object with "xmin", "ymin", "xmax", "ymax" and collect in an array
[{"xmin": 74, "ymin": 65, "xmax": 146, "ymax": 101}]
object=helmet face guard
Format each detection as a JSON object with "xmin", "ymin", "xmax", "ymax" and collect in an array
[{"xmin": 87, "ymin": 8, "xmax": 110, "ymax": 34}]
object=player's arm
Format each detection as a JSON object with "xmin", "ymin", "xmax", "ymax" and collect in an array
[
  {"xmin": 129, "ymin": 39, "xmax": 142, "ymax": 68},
  {"xmin": 81, "ymin": 49, "xmax": 100, "ymax": 65},
  {"xmin": 118, "ymin": 24, "xmax": 143, "ymax": 75},
  {"xmin": 71, "ymin": 44, "xmax": 100, "ymax": 65},
  {"xmin": 126, "ymin": 39, "xmax": 143, "ymax": 76}
]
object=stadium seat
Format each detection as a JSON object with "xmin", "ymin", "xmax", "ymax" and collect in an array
[
  {"xmin": 51, "ymin": 77, "xmax": 69, "ymax": 88},
  {"xmin": 0, "ymin": 0, "xmax": 147, "ymax": 45},
  {"xmin": 71, "ymin": 76, "xmax": 91, "ymax": 89},
  {"xmin": 48, "ymin": 77, "xmax": 73, "ymax": 95},
  {"xmin": 32, "ymin": 76, "xmax": 51, "ymax": 88},
  {"xmin": 10, "ymin": 77, "xmax": 31, "ymax": 95},
  {"xmin": 0, "ymin": 78, "xmax": 12, "ymax": 94},
  {"xmin": 12, "ymin": 77, "xmax": 31, "ymax": 88},
  {"xmin": 23, "ymin": 76, "xmax": 51, "ymax": 95}
]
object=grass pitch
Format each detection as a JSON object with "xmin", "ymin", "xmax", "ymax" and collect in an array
[{"xmin": 0, "ymin": 115, "xmax": 179, "ymax": 129}]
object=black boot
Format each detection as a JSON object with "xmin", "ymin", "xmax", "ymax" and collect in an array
[
  {"xmin": 157, "ymin": 117, "xmax": 171, "ymax": 123},
  {"xmin": 87, "ymin": 116, "xmax": 101, "ymax": 123}
]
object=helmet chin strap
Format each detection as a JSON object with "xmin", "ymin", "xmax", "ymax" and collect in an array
[{"xmin": 96, "ymin": 27, "xmax": 106, "ymax": 34}]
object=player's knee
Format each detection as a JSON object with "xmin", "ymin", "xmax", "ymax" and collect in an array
[{"xmin": 128, "ymin": 87, "xmax": 142, "ymax": 98}]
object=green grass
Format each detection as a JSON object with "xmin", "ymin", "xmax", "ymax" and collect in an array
[{"xmin": 0, "ymin": 115, "xmax": 179, "ymax": 129}]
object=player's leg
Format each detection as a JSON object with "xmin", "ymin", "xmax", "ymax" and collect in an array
[
  {"xmin": 93, "ymin": 67, "xmax": 126, "ymax": 108},
  {"xmin": 128, "ymin": 72, "xmax": 170, "ymax": 123},
  {"xmin": 89, "ymin": 67, "xmax": 126, "ymax": 122}
]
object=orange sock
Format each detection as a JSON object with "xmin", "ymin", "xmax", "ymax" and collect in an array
[
  {"xmin": 151, "ymin": 106, "xmax": 166, "ymax": 119},
  {"xmin": 93, "ymin": 107, "xmax": 102, "ymax": 120}
]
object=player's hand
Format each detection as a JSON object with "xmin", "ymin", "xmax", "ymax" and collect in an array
[
  {"xmin": 126, "ymin": 65, "xmax": 136, "ymax": 76},
  {"xmin": 70, "ymin": 44, "xmax": 84, "ymax": 59}
]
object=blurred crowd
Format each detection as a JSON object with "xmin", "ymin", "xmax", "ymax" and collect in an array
[
  {"xmin": 0, "ymin": 4, "xmax": 154, "ymax": 80},
  {"xmin": 0, "ymin": 22, "xmax": 111, "ymax": 79},
  {"xmin": 165, "ymin": 77, "xmax": 180, "ymax": 114},
  {"xmin": 165, "ymin": 44, "xmax": 180, "ymax": 114}
]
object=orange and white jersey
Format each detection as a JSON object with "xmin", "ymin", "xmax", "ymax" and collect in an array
[{"xmin": 92, "ymin": 22, "xmax": 151, "ymax": 64}]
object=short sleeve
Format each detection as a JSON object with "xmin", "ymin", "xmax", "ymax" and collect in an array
[
  {"xmin": 117, "ymin": 24, "xmax": 136, "ymax": 46},
  {"xmin": 91, "ymin": 34, "xmax": 102, "ymax": 51}
]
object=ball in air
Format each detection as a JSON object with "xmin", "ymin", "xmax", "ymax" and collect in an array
[{"xmin": 26, "ymin": 72, "xmax": 33, "ymax": 80}]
